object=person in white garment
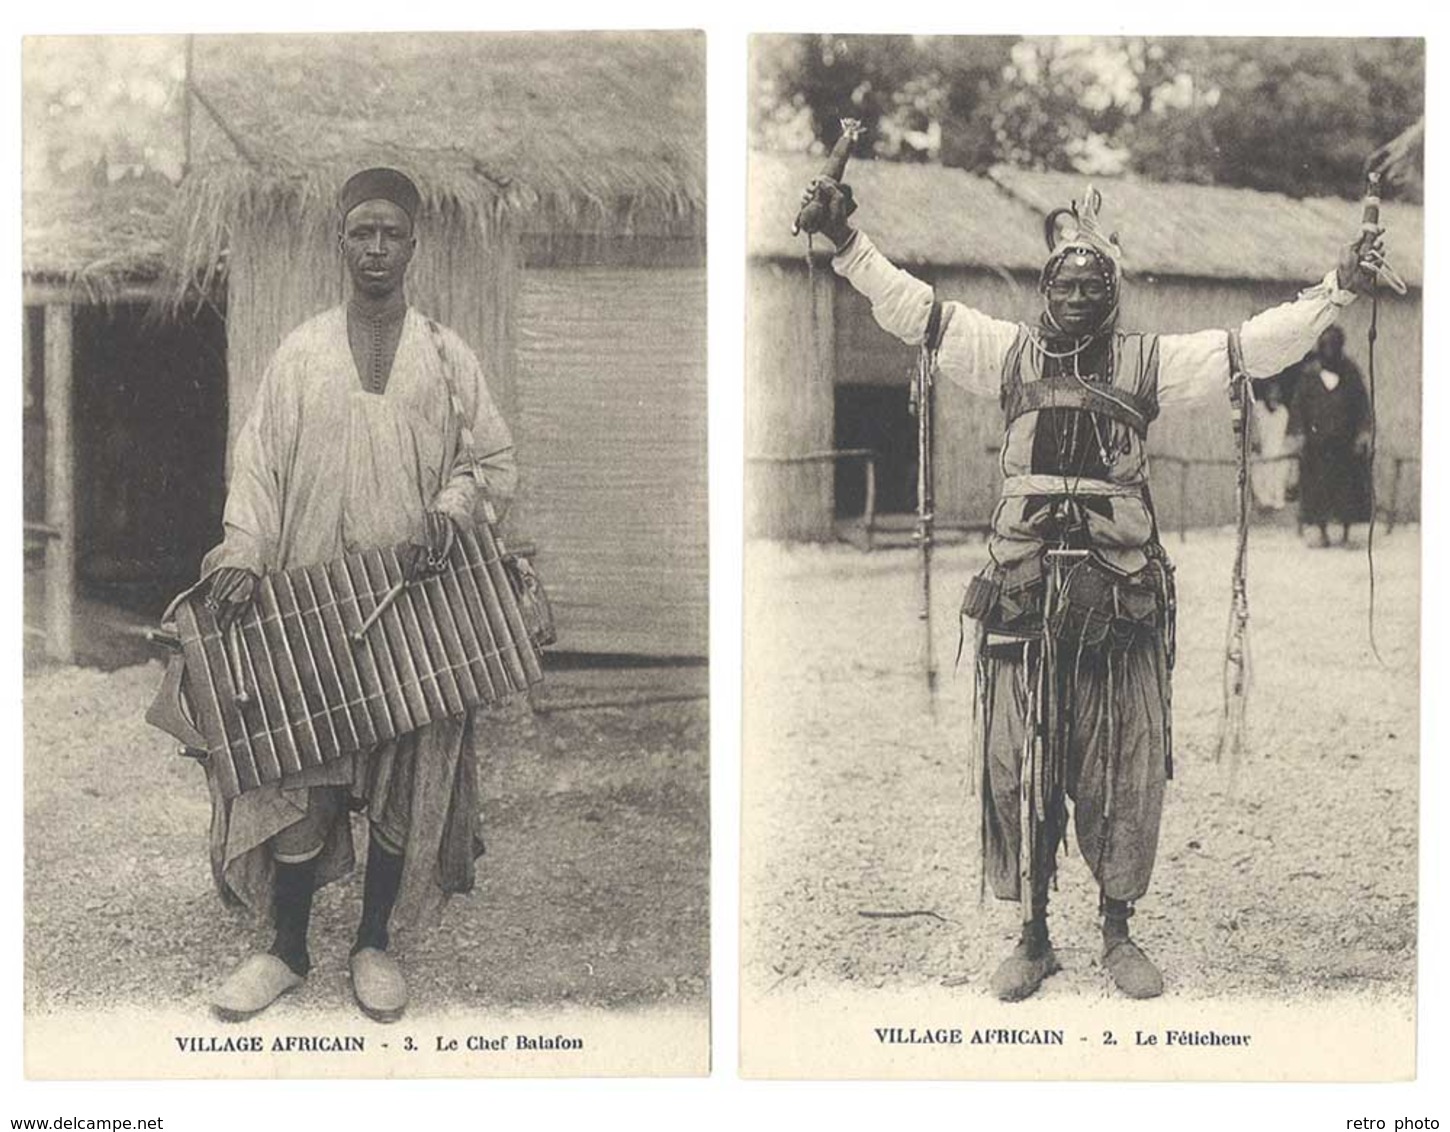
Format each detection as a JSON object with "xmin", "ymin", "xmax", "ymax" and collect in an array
[
  {"xmin": 1251, "ymin": 377, "xmax": 1293, "ymax": 511},
  {"xmin": 798, "ymin": 173, "xmax": 1384, "ymax": 1002},
  {"xmin": 200, "ymin": 167, "xmax": 516, "ymax": 1023}
]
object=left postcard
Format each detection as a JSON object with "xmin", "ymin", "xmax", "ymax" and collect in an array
[{"xmin": 20, "ymin": 29, "xmax": 708, "ymax": 1079}]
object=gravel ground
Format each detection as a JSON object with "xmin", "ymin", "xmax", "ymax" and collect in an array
[
  {"xmin": 24, "ymin": 662, "xmax": 709, "ymax": 1020},
  {"xmin": 743, "ymin": 526, "xmax": 1418, "ymax": 1003}
]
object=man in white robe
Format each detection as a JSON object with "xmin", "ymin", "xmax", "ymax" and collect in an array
[{"xmin": 204, "ymin": 168, "xmax": 516, "ymax": 1022}]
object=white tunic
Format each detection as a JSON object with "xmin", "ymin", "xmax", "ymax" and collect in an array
[
  {"xmin": 831, "ymin": 231, "xmax": 1357, "ymax": 402},
  {"xmin": 201, "ymin": 304, "xmax": 517, "ymax": 928}
]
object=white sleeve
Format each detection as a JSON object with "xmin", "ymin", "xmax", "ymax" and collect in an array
[
  {"xmin": 832, "ymin": 230, "xmax": 1018, "ymax": 398},
  {"xmin": 1157, "ymin": 270, "xmax": 1357, "ymax": 407}
]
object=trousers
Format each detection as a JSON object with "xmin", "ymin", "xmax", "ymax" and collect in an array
[{"xmin": 978, "ymin": 632, "xmax": 1171, "ymax": 905}]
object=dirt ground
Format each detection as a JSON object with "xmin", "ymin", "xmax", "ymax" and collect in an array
[
  {"xmin": 743, "ymin": 526, "xmax": 1418, "ymax": 1003},
  {"xmin": 24, "ymin": 659, "xmax": 709, "ymax": 1020}
]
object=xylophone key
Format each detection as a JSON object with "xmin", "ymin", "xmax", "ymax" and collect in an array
[
  {"xmin": 391, "ymin": 547, "xmax": 464, "ymax": 716},
  {"xmin": 238, "ymin": 613, "xmax": 296, "ymax": 780},
  {"xmin": 437, "ymin": 558, "xmax": 497, "ymax": 704},
  {"xmin": 349, "ymin": 551, "xmax": 429, "ymax": 730},
  {"xmin": 256, "ymin": 577, "xmax": 328, "ymax": 769},
  {"xmin": 284, "ymin": 570, "xmax": 359, "ymax": 754},
  {"xmin": 463, "ymin": 528, "xmax": 530, "ymax": 691},
  {"xmin": 376, "ymin": 547, "xmax": 457, "ymax": 720},
  {"xmin": 271, "ymin": 573, "xmax": 341, "ymax": 767},
  {"xmin": 478, "ymin": 525, "xmax": 546, "ymax": 686},
  {"xmin": 331, "ymin": 555, "xmax": 413, "ymax": 739},
  {"xmin": 452, "ymin": 530, "xmax": 517, "ymax": 694},
  {"xmin": 420, "ymin": 559, "xmax": 481, "ymax": 709},
  {"xmin": 305, "ymin": 563, "xmax": 383, "ymax": 749},
  {"xmin": 177, "ymin": 602, "xmax": 244, "ymax": 799}
]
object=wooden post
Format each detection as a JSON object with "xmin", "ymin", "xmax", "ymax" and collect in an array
[
  {"xmin": 1384, "ymin": 457, "xmax": 1404, "ymax": 535},
  {"xmin": 1178, "ymin": 460, "xmax": 1189, "ymax": 545},
  {"xmin": 43, "ymin": 303, "xmax": 75, "ymax": 663},
  {"xmin": 862, "ymin": 454, "xmax": 877, "ymax": 551}
]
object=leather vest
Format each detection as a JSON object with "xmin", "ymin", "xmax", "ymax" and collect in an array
[{"xmin": 989, "ymin": 327, "xmax": 1163, "ymax": 565}]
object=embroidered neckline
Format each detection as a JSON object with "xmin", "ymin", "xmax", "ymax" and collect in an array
[{"xmin": 346, "ymin": 302, "xmax": 408, "ymax": 394}]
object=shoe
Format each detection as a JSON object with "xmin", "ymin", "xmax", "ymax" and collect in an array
[
  {"xmin": 211, "ymin": 953, "xmax": 304, "ymax": 1022},
  {"xmin": 350, "ymin": 947, "xmax": 408, "ymax": 1022},
  {"xmin": 988, "ymin": 940, "xmax": 1061, "ymax": 1003},
  {"xmin": 1102, "ymin": 937, "xmax": 1164, "ymax": 999}
]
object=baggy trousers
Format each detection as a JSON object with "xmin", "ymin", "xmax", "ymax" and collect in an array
[{"xmin": 979, "ymin": 632, "xmax": 1170, "ymax": 905}]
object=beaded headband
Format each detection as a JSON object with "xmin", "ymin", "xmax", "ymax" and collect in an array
[{"xmin": 1039, "ymin": 185, "xmax": 1124, "ymax": 296}]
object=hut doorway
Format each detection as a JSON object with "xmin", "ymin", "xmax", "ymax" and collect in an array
[
  {"xmin": 833, "ymin": 383, "xmax": 916, "ymax": 518},
  {"xmin": 70, "ymin": 301, "xmax": 229, "ymax": 616}
]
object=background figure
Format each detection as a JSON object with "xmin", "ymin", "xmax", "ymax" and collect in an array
[
  {"xmin": 1250, "ymin": 376, "xmax": 1293, "ymax": 511},
  {"xmin": 1288, "ymin": 325, "xmax": 1373, "ymax": 545}
]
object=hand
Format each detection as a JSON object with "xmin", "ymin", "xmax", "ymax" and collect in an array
[
  {"xmin": 797, "ymin": 176, "xmax": 857, "ymax": 248},
  {"xmin": 204, "ymin": 566, "xmax": 257, "ymax": 632},
  {"xmin": 402, "ymin": 510, "xmax": 457, "ymax": 582},
  {"xmin": 1337, "ymin": 226, "xmax": 1387, "ymax": 295},
  {"xmin": 423, "ymin": 509, "xmax": 457, "ymax": 563},
  {"xmin": 1354, "ymin": 432, "xmax": 1373, "ymax": 457}
]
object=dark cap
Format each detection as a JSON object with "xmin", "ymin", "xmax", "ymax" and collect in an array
[{"xmin": 338, "ymin": 167, "xmax": 421, "ymax": 222}]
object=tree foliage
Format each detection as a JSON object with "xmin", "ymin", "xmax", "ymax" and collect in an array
[
  {"xmin": 752, "ymin": 35, "xmax": 1424, "ymax": 201},
  {"xmin": 22, "ymin": 36, "xmax": 187, "ymax": 190}
]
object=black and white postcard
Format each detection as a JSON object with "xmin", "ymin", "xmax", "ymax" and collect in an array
[
  {"xmin": 21, "ymin": 29, "xmax": 709, "ymax": 1079},
  {"xmin": 742, "ymin": 33, "xmax": 1422, "ymax": 1080}
]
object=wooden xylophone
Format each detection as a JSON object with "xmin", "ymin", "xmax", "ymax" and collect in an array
[{"xmin": 160, "ymin": 524, "xmax": 543, "ymax": 800}]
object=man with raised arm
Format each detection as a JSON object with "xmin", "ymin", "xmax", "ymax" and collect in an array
[{"xmin": 799, "ymin": 173, "xmax": 1384, "ymax": 1002}]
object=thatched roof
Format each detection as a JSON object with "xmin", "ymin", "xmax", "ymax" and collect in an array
[
  {"xmin": 22, "ymin": 174, "xmax": 176, "ymax": 300},
  {"xmin": 750, "ymin": 151, "xmax": 1424, "ymax": 289},
  {"xmin": 990, "ymin": 166, "xmax": 1423, "ymax": 289},
  {"xmin": 24, "ymin": 33, "xmax": 705, "ymax": 302},
  {"xmin": 175, "ymin": 31, "xmax": 705, "ymax": 292}
]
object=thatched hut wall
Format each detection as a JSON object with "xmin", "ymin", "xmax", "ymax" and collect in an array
[
  {"xmin": 515, "ymin": 250, "xmax": 707, "ymax": 656},
  {"xmin": 746, "ymin": 260, "xmax": 836, "ymax": 540},
  {"xmin": 1124, "ymin": 275, "xmax": 1421, "ymax": 532}
]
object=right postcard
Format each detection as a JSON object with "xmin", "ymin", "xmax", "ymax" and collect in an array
[{"xmin": 742, "ymin": 33, "xmax": 1422, "ymax": 1081}]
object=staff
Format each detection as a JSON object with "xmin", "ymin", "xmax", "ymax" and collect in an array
[{"xmin": 915, "ymin": 306, "xmax": 943, "ymax": 709}]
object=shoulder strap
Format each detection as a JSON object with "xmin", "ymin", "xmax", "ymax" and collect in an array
[
  {"xmin": 1226, "ymin": 328, "xmax": 1247, "ymax": 385},
  {"xmin": 924, "ymin": 300, "xmax": 946, "ymax": 353},
  {"xmin": 999, "ymin": 324, "xmax": 1032, "ymax": 414},
  {"xmin": 1226, "ymin": 327, "xmax": 1252, "ymax": 420},
  {"xmin": 1007, "ymin": 376, "xmax": 1155, "ymax": 435},
  {"xmin": 424, "ymin": 317, "xmax": 484, "ymax": 489}
]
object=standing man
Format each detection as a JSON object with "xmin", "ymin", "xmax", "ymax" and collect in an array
[
  {"xmin": 799, "ymin": 174, "xmax": 1383, "ymax": 1001},
  {"xmin": 1289, "ymin": 325, "xmax": 1374, "ymax": 546},
  {"xmin": 199, "ymin": 167, "xmax": 517, "ymax": 1022}
]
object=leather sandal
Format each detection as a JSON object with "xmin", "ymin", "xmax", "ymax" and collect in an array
[
  {"xmin": 1102, "ymin": 937, "xmax": 1164, "ymax": 999},
  {"xmin": 989, "ymin": 940, "xmax": 1061, "ymax": 1002}
]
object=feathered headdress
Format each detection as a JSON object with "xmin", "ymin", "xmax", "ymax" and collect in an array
[
  {"xmin": 1038, "ymin": 185, "xmax": 1125, "ymax": 336},
  {"xmin": 1040, "ymin": 184, "xmax": 1125, "ymax": 287}
]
